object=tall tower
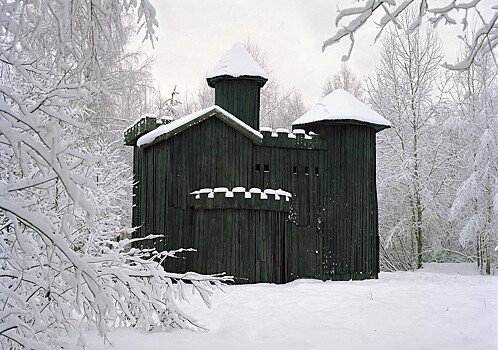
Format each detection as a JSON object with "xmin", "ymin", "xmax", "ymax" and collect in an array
[
  {"xmin": 292, "ymin": 89, "xmax": 391, "ymax": 280},
  {"xmin": 206, "ymin": 43, "xmax": 268, "ymax": 130}
]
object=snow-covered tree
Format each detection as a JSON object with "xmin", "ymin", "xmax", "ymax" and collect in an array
[
  {"xmin": 367, "ymin": 16, "xmax": 456, "ymax": 270},
  {"xmin": 323, "ymin": 0, "xmax": 498, "ymax": 69},
  {"xmin": 449, "ymin": 48, "xmax": 498, "ymax": 274},
  {"xmin": 322, "ymin": 63, "xmax": 364, "ymax": 100},
  {"xmin": 71, "ymin": 47, "xmax": 158, "ymax": 234},
  {"xmin": 260, "ymin": 85, "xmax": 307, "ymax": 129},
  {"xmin": 178, "ymin": 82, "xmax": 215, "ymax": 116},
  {"xmin": 244, "ymin": 41, "xmax": 307, "ymax": 128},
  {"xmin": 0, "ymin": 1, "xmax": 229, "ymax": 348}
]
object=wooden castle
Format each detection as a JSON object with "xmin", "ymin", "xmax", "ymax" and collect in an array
[{"xmin": 125, "ymin": 43, "xmax": 391, "ymax": 283}]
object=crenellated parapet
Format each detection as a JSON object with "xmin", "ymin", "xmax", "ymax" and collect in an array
[
  {"xmin": 189, "ymin": 187, "xmax": 292, "ymax": 212},
  {"xmin": 260, "ymin": 127, "xmax": 327, "ymax": 150}
]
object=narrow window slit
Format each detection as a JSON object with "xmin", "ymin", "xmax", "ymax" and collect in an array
[
  {"xmin": 264, "ymin": 164, "xmax": 270, "ymax": 172},
  {"xmin": 304, "ymin": 166, "xmax": 309, "ymax": 175},
  {"xmin": 255, "ymin": 164, "xmax": 261, "ymax": 172}
]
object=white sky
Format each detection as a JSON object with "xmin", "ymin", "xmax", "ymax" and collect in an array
[
  {"xmin": 140, "ymin": 0, "xmax": 384, "ymax": 107},
  {"xmin": 141, "ymin": 0, "xmax": 486, "ymax": 107}
]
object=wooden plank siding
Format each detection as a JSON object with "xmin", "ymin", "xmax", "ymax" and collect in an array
[
  {"xmin": 130, "ymin": 114, "xmax": 380, "ymax": 283},
  {"xmin": 307, "ymin": 124, "xmax": 380, "ymax": 280},
  {"xmin": 211, "ymin": 78, "xmax": 263, "ymax": 131},
  {"xmin": 250, "ymin": 141, "xmax": 326, "ymax": 280},
  {"xmin": 186, "ymin": 193, "xmax": 290, "ymax": 284}
]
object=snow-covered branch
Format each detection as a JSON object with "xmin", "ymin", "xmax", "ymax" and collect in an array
[
  {"xmin": 0, "ymin": 1, "xmax": 232, "ymax": 349},
  {"xmin": 324, "ymin": 0, "xmax": 498, "ymax": 69}
]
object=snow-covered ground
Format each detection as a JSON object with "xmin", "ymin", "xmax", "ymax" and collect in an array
[{"xmin": 86, "ymin": 263, "xmax": 497, "ymax": 350}]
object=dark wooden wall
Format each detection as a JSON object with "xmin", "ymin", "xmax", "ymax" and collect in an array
[
  {"xmin": 131, "ymin": 118, "xmax": 380, "ymax": 283},
  {"xmin": 133, "ymin": 116, "xmax": 254, "ymax": 241},
  {"xmin": 213, "ymin": 79, "xmax": 262, "ymax": 130},
  {"xmin": 253, "ymin": 131, "xmax": 326, "ymax": 279},
  {"xmin": 188, "ymin": 193, "xmax": 289, "ymax": 284},
  {"xmin": 307, "ymin": 124, "xmax": 380, "ymax": 280}
]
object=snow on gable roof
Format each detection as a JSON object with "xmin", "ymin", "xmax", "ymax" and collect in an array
[
  {"xmin": 137, "ymin": 105, "xmax": 263, "ymax": 147},
  {"xmin": 206, "ymin": 43, "xmax": 268, "ymax": 84},
  {"xmin": 292, "ymin": 89, "xmax": 391, "ymax": 132}
]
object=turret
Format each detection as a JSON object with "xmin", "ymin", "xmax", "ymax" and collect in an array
[
  {"xmin": 293, "ymin": 89, "xmax": 391, "ymax": 280},
  {"xmin": 206, "ymin": 43, "xmax": 268, "ymax": 130}
]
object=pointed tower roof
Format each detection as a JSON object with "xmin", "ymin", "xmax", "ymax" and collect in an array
[
  {"xmin": 206, "ymin": 43, "xmax": 268, "ymax": 87},
  {"xmin": 292, "ymin": 89, "xmax": 391, "ymax": 132}
]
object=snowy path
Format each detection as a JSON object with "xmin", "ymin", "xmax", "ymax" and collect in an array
[{"xmin": 86, "ymin": 263, "xmax": 497, "ymax": 350}]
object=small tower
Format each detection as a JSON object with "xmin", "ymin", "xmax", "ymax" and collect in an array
[
  {"xmin": 206, "ymin": 43, "xmax": 268, "ymax": 130},
  {"xmin": 293, "ymin": 89, "xmax": 391, "ymax": 280}
]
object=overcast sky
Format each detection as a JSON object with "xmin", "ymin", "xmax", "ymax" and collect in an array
[{"xmin": 142, "ymin": 0, "xmax": 471, "ymax": 107}]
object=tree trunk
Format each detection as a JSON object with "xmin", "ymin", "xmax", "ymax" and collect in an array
[
  {"xmin": 485, "ymin": 176, "xmax": 492, "ymax": 274},
  {"xmin": 485, "ymin": 243, "xmax": 490, "ymax": 274},
  {"xmin": 476, "ymin": 238, "xmax": 481, "ymax": 268},
  {"xmin": 416, "ymin": 198, "xmax": 423, "ymax": 269},
  {"xmin": 412, "ymin": 101, "xmax": 423, "ymax": 269}
]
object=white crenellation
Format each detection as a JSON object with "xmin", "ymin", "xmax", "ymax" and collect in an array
[
  {"xmin": 214, "ymin": 187, "xmax": 229, "ymax": 193},
  {"xmin": 191, "ymin": 187, "xmax": 292, "ymax": 201},
  {"xmin": 160, "ymin": 116, "xmax": 174, "ymax": 124},
  {"xmin": 259, "ymin": 127, "xmax": 318, "ymax": 141}
]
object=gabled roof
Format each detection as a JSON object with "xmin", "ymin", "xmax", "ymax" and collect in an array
[
  {"xmin": 136, "ymin": 105, "xmax": 263, "ymax": 148},
  {"xmin": 292, "ymin": 89, "xmax": 391, "ymax": 132},
  {"xmin": 206, "ymin": 43, "xmax": 268, "ymax": 87}
]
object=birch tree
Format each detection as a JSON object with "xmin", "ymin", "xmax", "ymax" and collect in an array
[
  {"xmin": 367, "ymin": 18, "xmax": 453, "ymax": 270},
  {"xmin": 322, "ymin": 63, "xmax": 364, "ymax": 100}
]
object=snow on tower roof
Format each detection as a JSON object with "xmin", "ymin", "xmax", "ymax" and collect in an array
[
  {"xmin": 292, "ymin": 89, "xmax": 391, "ymax": 132},
  {"xmin": 206, "ymin": 43, "xmax": 268, "ymax": 83}
]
